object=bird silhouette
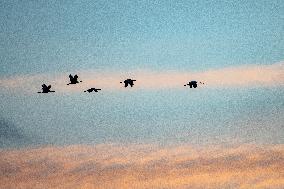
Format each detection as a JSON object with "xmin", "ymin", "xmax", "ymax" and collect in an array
[
  {"xmin": 184, "ymin": 81, "xmax": 198, "ymax": 88},
  {"xmin": 120, "ymin": 79, "xmax": 136, "ymax": 87},
  {"xmin": 67, "ymin": 74, "xmax": 82, "ymax": 85},
  {"xmin": 38, "ymin": 84, "xmax": 55, "ymax": 93},
  {"xmin": 84, "ymin": 88, "xmax": 101, "ymax": 93}
]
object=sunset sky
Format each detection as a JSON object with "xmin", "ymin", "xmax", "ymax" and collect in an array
[{"xmin": 0, "ymin": 1, "xmax": 284, "ymax": 188}]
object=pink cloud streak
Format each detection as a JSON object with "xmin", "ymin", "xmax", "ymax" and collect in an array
[
  {"xmin": 1, "ymin": 62, "xmax": 283, "ymax": 94},
  {"xmin": 0, "ymin": 143, "xmax": 283, "ymax": 189}
]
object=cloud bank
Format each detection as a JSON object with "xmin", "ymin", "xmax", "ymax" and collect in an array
[
  {"xmin": 0, "ymin": 62, "xmax": 283, "ymax": 93},
  {"xmin": 0, "ymin": 143, "xmax": 283, "ymax": 189},
  {"xmin": 0, "ymin": 118, "xmax": 32, "ymax": 148}
]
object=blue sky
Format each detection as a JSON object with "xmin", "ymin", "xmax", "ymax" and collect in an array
[
  {"xmin": 1, "ymin": 0, "xmax": 283, "ymax": 76},
  {"xmin": 1, "ymin": 87, "xmax": 283, "ymax": 148}
]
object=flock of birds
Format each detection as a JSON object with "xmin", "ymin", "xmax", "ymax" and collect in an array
[{"xmin": 38, "ymin": 74, "xmax": 204, "ymax": 93}]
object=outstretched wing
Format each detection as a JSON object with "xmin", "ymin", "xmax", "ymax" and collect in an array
[
  {"xmin": 69, "ymin": 74, "xmax": 73, "ymax": 80},
  {"xmin": 47, "ymin": 85, "xmax": 51, "ymax": 90}
]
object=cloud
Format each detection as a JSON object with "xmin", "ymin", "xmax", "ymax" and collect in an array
[
  {"xmin": 0, "ymin": 143, "xmax": 283, "ymax": 189},
  {"xmin": 0, "ymin": 118, "xmax": 32, "ymax": 148},
  {"xmin": 0, "ymin": 62, "xmax": 283, "ymax": 94}
]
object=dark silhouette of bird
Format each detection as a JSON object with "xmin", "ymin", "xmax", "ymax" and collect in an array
[
  {"xmin": 38, "ymin": 84, "xmax": 55, "ymax": 93},
  {"xmin": 67, "ymin": 74, "xmax": 82, "ymax": 85},
  {"xmin": 120, "ymin": 79, "xmax": 136, "ymax": 87},
  {"xmin": 184, "ymin": 81, "xmax": 198, "ymax": 88},
  {"xmin": 84, "ymin": 88, "xmax": 101, "ymax": 93}
]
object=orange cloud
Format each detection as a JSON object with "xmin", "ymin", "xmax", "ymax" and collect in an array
[
  {"xmin": 0, "ymin": 143, "xmax": 283, "ymax": 189},
  {"xmin": 0, "ymin": 61, "xmax": 283, "ymax": 94}
]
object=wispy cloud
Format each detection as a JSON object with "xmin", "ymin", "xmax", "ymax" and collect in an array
[
  {"xmin": 0, "ymin": 143, "xmax": 283, "ymax": 189},
  {"xmin": 1, "ymin": 62, "xmax": 283, "ymax": 94}
]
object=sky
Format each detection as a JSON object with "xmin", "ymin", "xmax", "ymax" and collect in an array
[
  {"xmin": 0, "ymin": 1, "xmax": 284, "ymax": 188},
  {"xmin": 0, "ymin": 0, "xmax": 283, "ymax": 76},
  {"xmin": 1, "ymin": 144, "xmax": 283, "ymax": 189}
]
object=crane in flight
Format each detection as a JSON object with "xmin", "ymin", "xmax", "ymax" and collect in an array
[
  {"xmin": 120, "ymin": 79, "xmax": 136, "ymax": 87},
  {"xmin": 37, "ymin": 84, "xmax": 55, "ymax": 93},
  {"xmin": 84, "ymin": 88, "xmax": 101, "ymax": 93},
  {"xmin": 67, "ymin": 74, "xmax": 82, "ymax": 85},
  {"xmin": 184, "ymin": 81, "xmax": 204, "ymax": 88}
]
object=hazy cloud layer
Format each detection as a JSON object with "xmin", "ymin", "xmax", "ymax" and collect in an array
[
  {"xmin": 0, "ymin": 62, "xmax": 283, "ymax": 94},
  {"xmin": 0, "ymin": 118, "xmax": 33, "ymax": 148},
  {"xmin": 0, "ymin": 143, "xmax": 283, "ymax": 189}
]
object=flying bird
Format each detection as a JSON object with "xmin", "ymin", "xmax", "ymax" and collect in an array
[
  {"xmin": 37, "ymin": 84, "xmax": 55, "ymax": 93},
  {"xmin": 67, "ymin": 74, "xmax": 82, "ymax": 85},
  {"xmin": 120, "ymin": 79, "xmax": 136, "ymax": 87},
  {"xmin": 184, "ymin": 81, "xmax": 198, "ymax": 88},
  {"xmin": 84, "ymin": 88, "xmax": 101, "ymax": 93}
]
